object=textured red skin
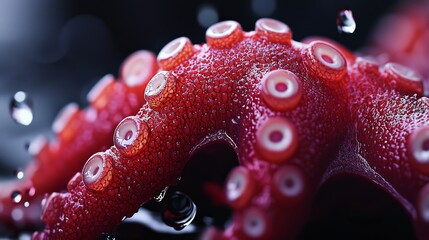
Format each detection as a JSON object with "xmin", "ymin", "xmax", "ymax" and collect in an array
[
  {"xmin": 28, "ymin": 19, "xmax": 429, "ymax": 239},
  {"xmin": 0, "ymin": 51, "xmax": 158, "ymax": 229}
]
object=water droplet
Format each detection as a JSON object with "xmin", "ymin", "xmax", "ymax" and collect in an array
[
  {"xmin": 13, "ymin": 168, "xmax": 24, "ymax": 180},
  {"xmin": 161, "ymin": 191, "xmax": 197, "ymax": 231},
  {"xmin": 11, "ymin": 191, "xmax": 22, "ymax": 203},
  {"xmin": 24, "ymin": 201, "xmax": 30, "ymax": 208},
  {"xmin": 10, "ymin": 91, "xmax": 34, "ymax": 126},
  {"xmin": 337, "ymin": 10, "xmax": 356, "ymax": 34}
]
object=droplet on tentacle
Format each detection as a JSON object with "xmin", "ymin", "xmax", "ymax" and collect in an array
[
  {"xmin": 261, "ymin": 69, "xmax": 302, "ymax": 111},
  {"xmin": 383, "ymin": 62, "xmax": 423, "ymax": 95},
  {"xmin": 114, "ymin": 116, "xmax": 149, "ymax": 157},
  {"xmin": 11, "ymin": 191, "xmax": 22, "ymax": 203},
  {"xmin": 225, "ymin": 166, "xmax": 254, "ymax": 209},
  {"xmin": 271, "ymin": 165, "xmax": 306, "ymax": 204},
  {"xmin": 407, "ymin": 125, "xmax": 429, "ymax": 174},
  {"xmin": 337, "ymin": 10, "xmax": 356, "ymax": 34},
  {"xmin": 161, "ymin": 191, "xmax": 197, "ymax": 231},
  {"xmin": 256, "ymin": 117, "xmax": 298, "ymax": 163},
  {"xmin": 10, "ymin": 91, "xmax": 33, "ymax": 126},
  {"xmin": 206, "ymin": 20, "xmax": 243, "ymax": 47},
  {"xmin": 255, "ymin": 18, "xmax": 292, "ymax": 44},
  {"xmin": 242, "ymin": 207, "xmax": 270, "ymax": 238},
  {"xmin": 157, "ymin": 37, "xmax": 194, "ymax": 70},
  {"xmin": 13, "ymin": 168, "xmax": 24, "ymax": 180},
  {"xmin": 82, "ymin": 152, "xmax": 113, "ymax": 191}
]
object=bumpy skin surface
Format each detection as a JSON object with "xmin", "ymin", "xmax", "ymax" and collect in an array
[
  {"xmin": 32, "ymin": 19, "xmax": 429, "ymax": 239},
  {"xmin": 0, "ymin": 51, "xmax": 158, "ymax": 229}
]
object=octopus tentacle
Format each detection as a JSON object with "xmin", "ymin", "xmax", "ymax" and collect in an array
[
  {"xmin": 0, "ymin": 50, "xmax": 158, "ymax": 229},
  {"xmin": 34, "ymin": 18, "xmax": 349, "ymax": 239},
  {"xmin": 31, "ymin": 17, "xmax": 429, "ymax": 240}
]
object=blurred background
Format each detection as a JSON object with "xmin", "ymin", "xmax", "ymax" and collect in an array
[{"xmin": 0, "ymin": 0, "xmax": 404, "ymax": 176}]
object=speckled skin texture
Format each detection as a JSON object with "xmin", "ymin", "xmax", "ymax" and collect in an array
[{"xmin": 29, "ymin": 19, "xmax": 429, "ymax": 239}]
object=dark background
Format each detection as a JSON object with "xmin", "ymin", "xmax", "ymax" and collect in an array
[{"xmin": 0, "ymin": 0, "xmax": 402, "ymax": 177}]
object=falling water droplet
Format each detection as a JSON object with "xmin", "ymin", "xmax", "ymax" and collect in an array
[
  {"xmin": 10, "ymin": 91, "xmax": 34, "ymax": 126},
  {"xmin": 161, "ymin": 191, "xmax": 197, "ymax": 231},
  {"xmin": 13, "ymin": 168, "xmax": 24, "ymax": 180},
  {"xmin": 337, "ymin": 10, "xmax": 356, "ymax": 34},
  {"xmin": 11, "ymin": 191, "xmax": 22, "ymax": 203}
]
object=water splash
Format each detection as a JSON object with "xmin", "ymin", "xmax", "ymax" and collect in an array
[
  {"xmin": 10, "ymin": 91, "xmax": 34, "ymax": 126},
  {"xmin": 337, "ymin": 10, "xmax": 356, "ymax": 34}
]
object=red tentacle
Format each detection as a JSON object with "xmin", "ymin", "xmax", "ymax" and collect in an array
[{"xmin": 0, "ymin": 51, "xmax": 158, "ymax": 230}]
